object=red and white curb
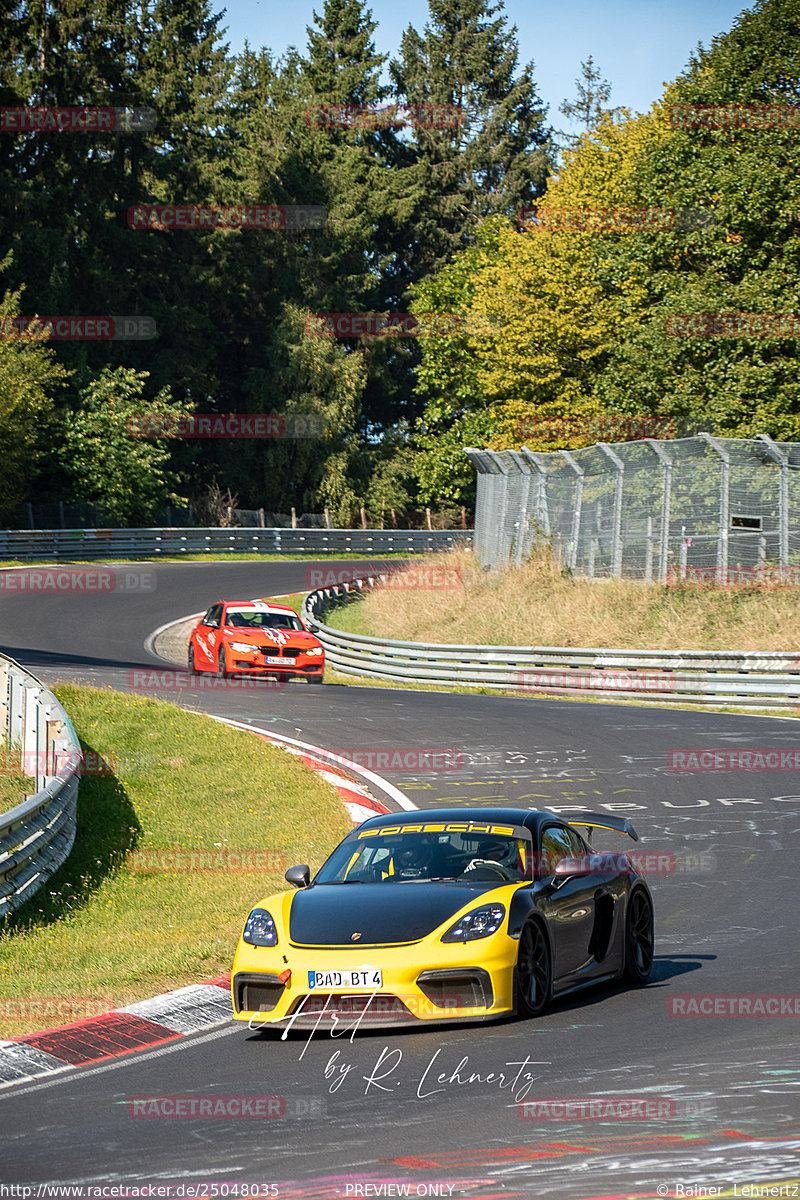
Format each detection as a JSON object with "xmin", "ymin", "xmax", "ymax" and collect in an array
[
  {"xmin": 0, "ymin": 725, "xmax": 413, "ymax": 1088},
  {"xmin": 0, "ymin": 976, "xmax": 231, "ymax": 1086}
]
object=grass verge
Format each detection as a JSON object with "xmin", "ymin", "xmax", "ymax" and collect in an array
[
  {"xmin": 0, "ymin": 685, "xmax": 351, "ymax": 1037},
  {"xmin": 324, "ymin": 546, "xmax": 800, "ymax": 652}
]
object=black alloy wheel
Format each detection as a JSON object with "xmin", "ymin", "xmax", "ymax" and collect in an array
[
  {"xmin": 623, "ymin": 887, "xmax": 654, "ymax": 983},
  {"xmin": 515, "ymin": 919, "xmax": 552, "ymax": 1017}
]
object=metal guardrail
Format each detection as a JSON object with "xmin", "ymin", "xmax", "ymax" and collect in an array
[
  {"xmin": 302, "ymin": 576, "xmax": 800, "ymax": 708},
  {"xmin": 0, "ymin": 656, "xmax": 81, "ymax": 918},
  {"xmin": 0, "ymin": 527, "xmax": 472, "ymax": 561}
]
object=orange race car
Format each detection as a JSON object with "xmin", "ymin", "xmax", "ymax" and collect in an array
[{"xmin": 188, "ymin": 600, "xmax": 325, "ymax": 683}]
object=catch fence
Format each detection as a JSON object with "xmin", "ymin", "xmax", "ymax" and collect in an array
[{"xmin": 466, "ymin": 434, "xmax": 800, "ymax": 580}]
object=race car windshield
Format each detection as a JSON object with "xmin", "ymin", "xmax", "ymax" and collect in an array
[
  {"xmin": 314, "ymin": 828, "xmax": 533, "ymax": 884},
  {"xmin": 225, "ymin": 609, "xmax": 304, "ymax": 631}
]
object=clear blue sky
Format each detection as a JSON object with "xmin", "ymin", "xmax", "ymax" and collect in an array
[{"xmin": 215, "ymin": 0, "xmax": 749, "ymax": 130}]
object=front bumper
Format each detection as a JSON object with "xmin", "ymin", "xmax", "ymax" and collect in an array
[
  {"xmin": 231, "ymin": 938, "xmax": 516, "ymax": 1028},
  {"xmin": 227, "ymin": 654, "xmax": 324, "ymax": 677}
]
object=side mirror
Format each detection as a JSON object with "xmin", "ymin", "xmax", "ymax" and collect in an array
[
  {"xmin": 285, "ymin": 864, "xmax": 310, "ymax": 889},
  {"xmin": 552, "ymin": 856, "xmax": 590, "ymax": 882},
  {"xmin": 305, "ymin": 621, "xmax": 319, "ymax": 633}
]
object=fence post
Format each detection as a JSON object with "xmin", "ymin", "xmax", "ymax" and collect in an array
[
  {"xmin": 680, "ymin": 525, "xmax": 688, "ymax": 579},
  {"xmin": 521, "ymin": 448, "xmax": 552, "ymax": 539},
  {"xmin": 508, "ymin": 451, "xmax": 533, "ymax": 566},
  {"xmin": 597, "ymin": 443, "xmax": 624, "ymax": 577},
  {"xmin": 644, "ymin": 438, "xmax": 673, "ymax": 583},
  {"xmin": 755, "ymin": 433, "xmax": 789, "ymax": 572},
  {"xmin": 559, "ymin": 449, "xmax": 584, "ymax": 571},
  {"xmin": 645, "ymin": 516, "xmax": 654, "ymax": 583},
  {"xmin": 699, "ymin": 432, "xmax": 730, "ymax": 580}
]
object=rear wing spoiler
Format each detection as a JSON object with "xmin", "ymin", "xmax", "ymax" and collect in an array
[{"xmin": 562, "ymin": 812, "xmax": 639, "ymax": 842}]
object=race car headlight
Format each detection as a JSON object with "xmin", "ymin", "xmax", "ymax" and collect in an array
[
  {"xmin": 229, "ymin": 641, "xmax": 256, "ymax": 653},
  {"xmin": 305, "ymin": 646, "xmax": 324, "ymax": 656},
  {"xmin": 242, "ymin": 908, "xmax": 278, "ymax": 947},
  {"xmin": 441, "ymin": 903, "xmax": 505, "ymax": 943}
]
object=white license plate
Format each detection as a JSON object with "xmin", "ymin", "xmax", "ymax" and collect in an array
[
  {"xmin": 307, "ymin": 968, "xmax": 382, "ymax": 990},
  {"xmin": 263, "ymin": 656, "xmax": 286, "ymax": 665}
]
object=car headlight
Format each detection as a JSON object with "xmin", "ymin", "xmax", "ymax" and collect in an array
[
  {"xmin": 441, "ymin": 903, "xmax": 505, "ymax": 943},
  {"xmin": 242, "ymin": 908, "xmax": 278, "ymax": 947},
  {"xmin": 305, "ymin": 646, "xmax": 324, "ymax": 656},
  {"xmin": 229, "ymin": 641, "xmax": 257, "ymax": 653}
]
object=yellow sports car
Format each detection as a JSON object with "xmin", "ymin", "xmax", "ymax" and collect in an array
[{"xmin": 231, "ymin": 806, "xmax": 654, "ymax": 1029}]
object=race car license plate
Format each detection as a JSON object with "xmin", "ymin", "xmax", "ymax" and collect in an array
[
  {"xmin": 263, "ymin": 656, "xmax": 286, "ymax": 664},
  {"xmin": 308, "ymin": 968, "xmax": 382, "ymax": 990}
]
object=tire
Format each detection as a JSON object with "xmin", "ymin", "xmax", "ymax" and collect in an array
[
  {"xmin": 623, "ymin": 887, "xmax": 654, "ymax": 984},
  {"xmin": 514, "ymin": 919, "xmax": 552, "ymax": 1018},
  {"xmin": 188, "ymin": 644, "xmax": 199, "ymax": 674},
  {"xmin": 308, "ymin": 674, "xmax": 323, "ymax": 685},
  {"xmin": 217, "ymin": 646, "xmax": 228, "ymax": 677}
]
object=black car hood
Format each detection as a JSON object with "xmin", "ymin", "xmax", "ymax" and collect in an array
[{"xmin": 289, "ymin": 881, "xmax": 498, "ymax": 946}]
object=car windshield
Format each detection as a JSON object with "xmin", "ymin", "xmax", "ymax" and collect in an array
[
  {"xmin": 314, "ymin": 827, "xmax": 533, "ymax": 884},
  {"xmin": 225, "ymin": 609, "xmax": 303, "ymax": 631}
]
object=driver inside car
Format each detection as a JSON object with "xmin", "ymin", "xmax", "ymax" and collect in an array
[{"xmin": 462, "ymin": 836, "xmax": 519, "ymax": 880}]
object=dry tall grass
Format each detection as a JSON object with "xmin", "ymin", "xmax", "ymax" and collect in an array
[{"xmin": 333, "ymin": 546, "xmax": 800, "ymax": 651}]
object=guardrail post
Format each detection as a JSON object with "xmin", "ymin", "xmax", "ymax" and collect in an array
[
  {"xmin": 0, "ymin": 660, "xmax": 8, "ymax": 742},
  {"xmin": 8, "ymin": 670, "xmax": 24, "ymax": 748}
]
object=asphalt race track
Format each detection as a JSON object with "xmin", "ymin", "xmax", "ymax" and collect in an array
[{"xmin": 1, "ymin": 559, "xmax": 799, "ymax": 1198}]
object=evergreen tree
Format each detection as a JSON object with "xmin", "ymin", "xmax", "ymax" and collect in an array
[
  {"xmin": 558, "ymin": 56, "xmax": 620, "ymax": 141},
  {"xmin": 390, "ymin": 0, "xmax": 552, "ymax": 277}
]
